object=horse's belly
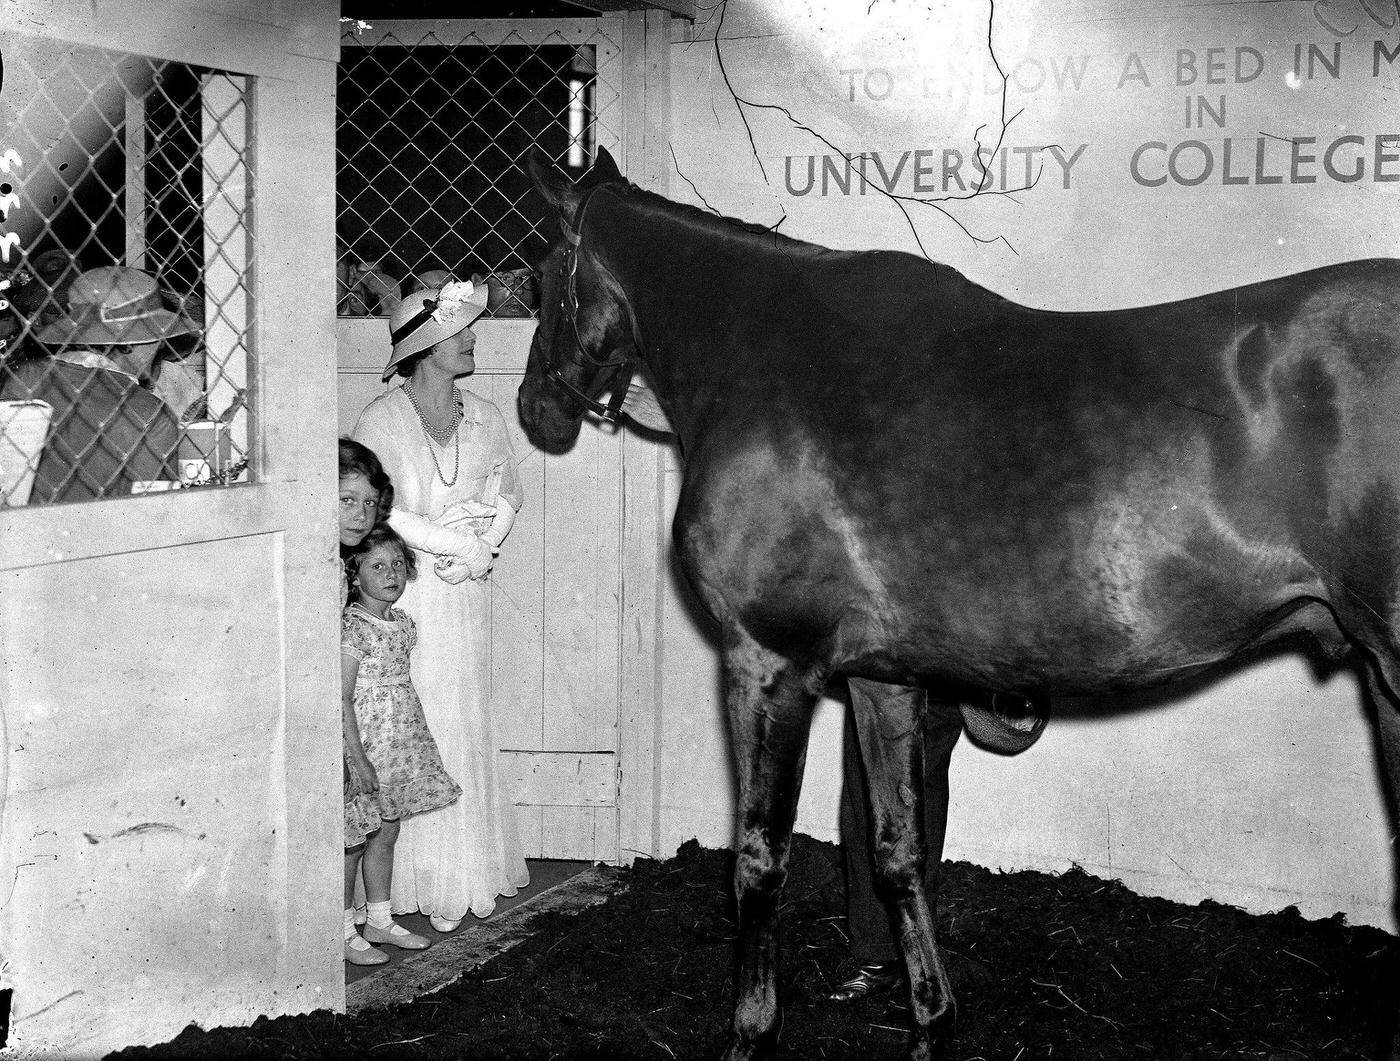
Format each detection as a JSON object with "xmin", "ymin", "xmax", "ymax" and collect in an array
[
  {"xmin": 679, "ymin": 396, "xmax": 1358, "ymax": 696},
  {"xmin": 848, "ymin": 590, "xmax": 1326, "ymax": 696},
  {"xmin": 847, "ymin": 497, "xmax": 1330, "ymax": 696}
]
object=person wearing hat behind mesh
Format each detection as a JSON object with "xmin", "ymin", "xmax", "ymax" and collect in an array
[
  {"xmin": 0, "ymin": 265, "xmax": 196, "ymax": 504},
  {"xmin": 350, "ymin": 280, "xmax": 528, "ymax": 933}
]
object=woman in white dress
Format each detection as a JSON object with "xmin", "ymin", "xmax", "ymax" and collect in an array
[{"xmin": 352, "ymin": 280, "xmax": 529, "ymax": 931}]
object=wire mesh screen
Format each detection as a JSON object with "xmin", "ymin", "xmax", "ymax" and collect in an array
[
  {"xmin": 0, "ymin": 34, "xmax": 253, "ymax": 506},
  {"xmin": 337, "ymin": 22, "xmax": 621, "ymax": 319}
]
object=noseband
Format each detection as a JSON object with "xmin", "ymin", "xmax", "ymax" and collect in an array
[{"xmin": 542, "ymin": 185, "xmax": 638, "ymax": 424}]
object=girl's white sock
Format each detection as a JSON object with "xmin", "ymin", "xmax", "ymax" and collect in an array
[
  {"xmin": 367, "ymin": 899, "xmax": 394, "ymax": 929},
  {"xmin": 343, "ymin": 908, "xmax": 358, "ymax": 941}
]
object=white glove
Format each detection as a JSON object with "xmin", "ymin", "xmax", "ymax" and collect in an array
[
  {"xmin": 389, "ymin": 507, "xmax": 490, "ymax": 563},
  {"xmin": 437, "ymin": 498, "xmax": 498, "ymax": 534},
  {"xmin": 481, "ymin": 498, "xmax": 517, "ymax": 553},
  {"xmin": 434, "ymin": 538, "xmax": 493, "ymax": 583},
  {"xmin": 433, "ymin": 556, "xmax": 476, "ymax": 584}
]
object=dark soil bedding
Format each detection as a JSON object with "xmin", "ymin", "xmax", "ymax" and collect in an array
[{"xmin": 111, "ymin": 835, "xmax": 1400, "ymax": 1060}]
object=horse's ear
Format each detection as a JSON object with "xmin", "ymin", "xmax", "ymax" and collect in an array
[
  {"xmin": 527, "ymin": 148, "xmax": 583, "ymax": 218},
  {"xmin": 591, "ymin": 146, "xmax": 624, "ymax": 184}
]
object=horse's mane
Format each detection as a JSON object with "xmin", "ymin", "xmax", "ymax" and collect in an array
[
  {"xmin": 579, "ymin": 177, "xmax": 1019, "ymax": 335},
  {"xmin": 595, "ymin": 177, "xmax": 996, "ymax": 323},
  {"xmin": 605, "ymin": 178, "xmax": 885, "ymax": 265}
]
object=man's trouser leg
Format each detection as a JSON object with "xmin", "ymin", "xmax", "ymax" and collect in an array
[{"xmin": 838, "ymin": 698, "xmax": 962, "ymax": 963}]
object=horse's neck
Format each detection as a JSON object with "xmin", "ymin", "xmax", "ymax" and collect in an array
[
  {"xmin": 599, "ymin": 207, "xmax": 734, "ymax": 365},
  {"xmin": 604, "ymin": 202, "xmax": 790, "ymax": 342},
  {"xmin": 596, "ymin": 193, "xmax": 997, "ymax": 441},
  {"xmin": 605, "ymin": 192, "xmax": 990, "ymax": 331}
]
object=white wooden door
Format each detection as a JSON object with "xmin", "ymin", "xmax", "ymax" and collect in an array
[
  {"xmin": 332, "ymin": 8, "xmax": 672, "ymax": 866},
  {"xmin": 337, "ymin": 317, "xmax": 663, "ymax": 864},
  {"xmin": 0, "ymin": 5, "xmax": 343, "ymax": 1056}
]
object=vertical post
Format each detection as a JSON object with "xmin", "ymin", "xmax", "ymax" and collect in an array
[
  {"xmin": 124, "ymin": 94, "xmax": 147, "ymax": 270},
  {"xmin": 616, "ymin": 7, "xmax": 673, "ymax": 865},
  {"xmin": 250, "ymin": 44, "xmax": 343, "ymax": 1008},
  {"xmin": 200, "ymin": 72, "xmax": 249, "ymax": 466}
]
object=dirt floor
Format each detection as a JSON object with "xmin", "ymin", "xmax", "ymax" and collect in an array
[{"xmin": 109, "ymin": 834, "xmax": 1400, "ymax": 1061}]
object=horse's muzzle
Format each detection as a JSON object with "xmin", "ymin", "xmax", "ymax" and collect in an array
[{"xmin": 517, "ymin": 372, "xmax": 585, "ymax": 452}]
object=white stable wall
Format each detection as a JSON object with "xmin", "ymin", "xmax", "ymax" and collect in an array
[{"xmin": 650, "ymin": 0, "xmax": 1400, "ymax": 931}]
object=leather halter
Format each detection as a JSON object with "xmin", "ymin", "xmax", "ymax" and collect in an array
[{"xmin": 542, "ymin": 185, "xmax": 638, "ymax": 424}]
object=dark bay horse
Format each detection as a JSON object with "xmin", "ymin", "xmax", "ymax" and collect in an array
[{"xmin": 518, "ymin": 147, "xmax": 1400, "ymax": 1061}]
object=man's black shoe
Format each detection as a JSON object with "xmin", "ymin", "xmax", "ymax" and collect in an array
[{"xmin": 824, "ymin": 960, "xmax": 905, "ymax": 1003}]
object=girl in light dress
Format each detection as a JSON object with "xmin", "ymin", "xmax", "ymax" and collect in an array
[{"xmin": 342, "ymin": 524, "xmax": 463, "ymax": 963}]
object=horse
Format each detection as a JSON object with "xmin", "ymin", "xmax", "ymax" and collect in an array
[{"xmin": 517, "ymin": 146, "xmax": 1400, "ymax": 1061}]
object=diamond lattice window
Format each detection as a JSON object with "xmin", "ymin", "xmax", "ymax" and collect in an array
[
  {"xmin": 0, "ymin": 34, "xmax": 253, "ymax": 506},
  {"xmin": 337, "ymin": 25, "xmax": 615, "ymax": 318}
]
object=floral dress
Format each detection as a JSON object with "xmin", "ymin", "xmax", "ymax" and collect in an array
[{"xmin": 341, "ymin": 603, "xmax": 462, "ymax": 822}]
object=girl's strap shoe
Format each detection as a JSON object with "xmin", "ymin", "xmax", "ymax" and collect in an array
[
  {"xmin": 344, "ymin": 935, "xmax": 389, "ymax": 966},
  {"xmin": 362, "ymin": 920, "xmax": 431, "ymax": 950}
]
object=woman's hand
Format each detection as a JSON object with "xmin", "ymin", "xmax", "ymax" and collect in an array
[{"xmin": 622, "ymin": 378, "xmax": 675, "ymax": 434}]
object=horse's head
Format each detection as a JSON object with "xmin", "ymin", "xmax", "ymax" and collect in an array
[{"xmin": 518, "ymin": 147, "xmax": 641, "ymax": 452}]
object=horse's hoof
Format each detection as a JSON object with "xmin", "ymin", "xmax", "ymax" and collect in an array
[
  {"xmin": 718, "ymin": 1027, "xmax": 778, "ymax": 1061},
  {"xmin": 906, "ymin": 1010, "xmax": 955, "ymax": 1061},
  {"xmin": 719, "ymin": 1015, "xmax": 783, "ymax": 1061},
  {"xmin": 719, "ymin": 1038, "xmax": 771, "ymax": 1061},
  {"xmin": 907, "ymin": 1026, "xmax": 955, "ymax": 1061}
]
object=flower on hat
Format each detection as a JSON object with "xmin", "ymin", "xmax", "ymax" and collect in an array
[{"xmin": 430, "ymin": 281, "xmax": 476, "ymax": 323}]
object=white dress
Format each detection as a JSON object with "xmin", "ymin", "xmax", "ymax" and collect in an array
[{"xmin": 353, "ymin": 382, "xmax": 529, "ymax": 921}]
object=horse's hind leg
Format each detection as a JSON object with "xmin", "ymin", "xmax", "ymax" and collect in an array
[
  {"xmin": 847, "ymin": 677, "xmax": 955, "ymax": 1061},
  {"xmin": 720, "ymin": 630, "xmax": 821, "ymax": 1061},
  {"xmin": 1335, "ymin": 590, "xmax": 1400, "ymax": 1059},
  {"xmin": 1358, "ymin": 659, "xmax": 1400, "ymax": 1061}
]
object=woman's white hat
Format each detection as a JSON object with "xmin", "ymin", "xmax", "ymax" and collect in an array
[{"xmin": 383, "ymin": 281, "xmax": 488, "ymax": 380}]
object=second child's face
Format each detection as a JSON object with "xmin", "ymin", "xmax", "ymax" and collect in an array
[
  {"xmin": 353, "ymin": 542, "xmax": 408, "ymax": 605},
  {"xmin": 340, "ymin": 473, "xmax": 379, "ymax": 546}
]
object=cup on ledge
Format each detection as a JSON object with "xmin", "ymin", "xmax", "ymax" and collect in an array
[{"xmin": 178, "ymin": 420, "xmax": 231, "ymax": 485}]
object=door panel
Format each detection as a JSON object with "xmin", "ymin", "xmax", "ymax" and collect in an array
[
  {"xmin": 0, "ymin": 9, "xmax": 342, "ymax": 1055},
  {"xmin": 1, "ymin": 535, "xmax": 291, "ymax": 1046}
]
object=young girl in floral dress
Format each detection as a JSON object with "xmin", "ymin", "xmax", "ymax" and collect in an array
[
  {"xmin": 342, "ymin": 524, "xmax": 462, "ymax": 963},
  {"xmin": 339, "ymin": 438, "xmax": 393, "ymax": 965}
]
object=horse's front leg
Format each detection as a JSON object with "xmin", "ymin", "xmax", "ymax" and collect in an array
[
  {"xmin": 847, "ymin": 677, "xmax": 955, "ymax": 1061},
  {"xmin": 720, "ymin": 629, "xmax": 821, "ymax": 1061}
]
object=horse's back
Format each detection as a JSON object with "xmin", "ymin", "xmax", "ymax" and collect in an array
[{"xmin": 675, "ymin": 257, "xmax": 1400, "ymax": 693}]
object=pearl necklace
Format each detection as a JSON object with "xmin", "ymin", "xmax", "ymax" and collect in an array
[{"xmin": 404, "ymin": 380, "xmax": 461, "ymax": 487}]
